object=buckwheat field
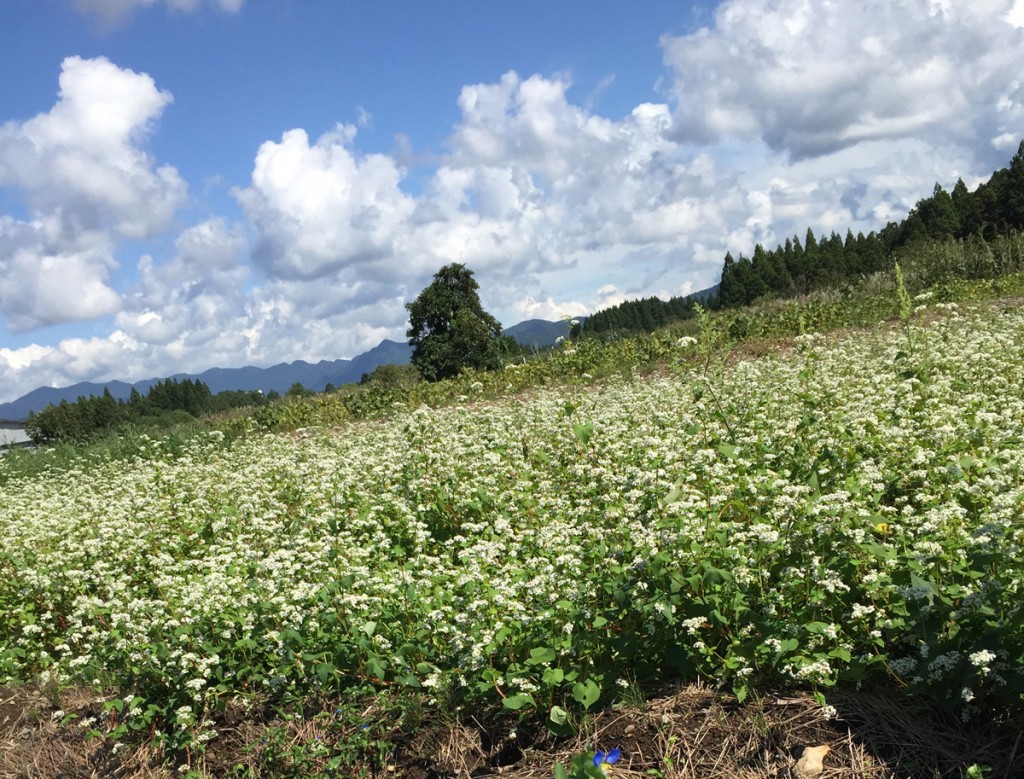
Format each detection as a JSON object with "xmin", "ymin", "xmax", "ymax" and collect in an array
[{"xmin": 2, "ymin": 305, "xmax": 1022, "ymax": 755}]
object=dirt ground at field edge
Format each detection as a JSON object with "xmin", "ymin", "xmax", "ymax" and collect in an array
[{"xmin": 2, "ymin": 682, "xmax": 1022, "ymax": 779}]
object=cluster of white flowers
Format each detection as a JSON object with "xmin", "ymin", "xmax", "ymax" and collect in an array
[
  {"xmin": 887, "ymin": 656, "xmax": 918, "ymax": 677},
  {"xmin": 763, "ymin": 638, "xmax": 783, "ymax": 654},
  {"xmin": 969, "ymin": 649, "xmax": 997, "ymax": 676},
  {"xmin": 681, "ymin": 616, "xmax": 705, "ymax": 636},
  {"xmin": 792, "ymin": 659, "xmax": 833, "ymax": 682},
  {"xmin": 0, "ymin": 307, "xmax": 1022, "ymax": 739},
  {"xmin": 850, "ymin": 603, "xmax": 875, "ymax": 619},
  {"xmin": 928, "ymin": 651, "xmax": 962, "ymax": 680}
]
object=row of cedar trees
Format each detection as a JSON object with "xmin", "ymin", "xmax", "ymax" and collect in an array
[
  {"xmin": 24, "ymin": 378, "xmax": 274, "ymax": 444},
  {"xmin": 584, "ymin": 141, "xmax": 1024, "ymax": 335}
]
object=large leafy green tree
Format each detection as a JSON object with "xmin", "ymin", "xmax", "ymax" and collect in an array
[{"xmin": 406, "ymin": 263, "xmax": 503, "ymax": 381}]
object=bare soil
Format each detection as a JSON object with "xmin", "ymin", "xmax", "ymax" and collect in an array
[{"xmin": 3, "ymin": 682, "xmax": 1021, "ymax": 778}]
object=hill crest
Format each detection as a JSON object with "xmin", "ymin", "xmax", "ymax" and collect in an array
[{"xmin": 0, "ymin": 319, "xmax": 577, "ymax": 421}]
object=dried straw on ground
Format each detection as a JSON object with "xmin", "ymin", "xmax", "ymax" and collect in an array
[{"xmin": 3, "ymin": 682, "xmax": 1021, "ymax": 779}]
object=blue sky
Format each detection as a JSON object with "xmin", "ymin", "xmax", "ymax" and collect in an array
[{"xmin": 1, "ymin": 0, "xmax": 1022, "ymax": 402}]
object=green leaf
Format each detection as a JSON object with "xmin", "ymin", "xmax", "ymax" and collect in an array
[
  {"xmin": 959, "ymin": 455, "xmax": 980, "ymax": 471},
  {"xmin": 656, "ymin": 601, "xmax": 676, "ymax": 624},
  {"xmin": 548, "ymin": 705, "xmax": 568, "ymax": 725},
  {"xmin": 572, "ymin": 680, "xmax": 601, "ymax": 710},
  {"xmin": 702, "ymin": 563, "xmax": 733, "ymax": 586},
  {"xmin": 547, "ymin": 704, "xmax": 574, "ymax": 737},
  {"xmin": 527, "ymin": 646, "xmax": 556, "ymax": 665},
  {"xmin": 398, "ymin": 673, "xmax": 421, "ymax": 688},
  {"xmin": 502, "ymin": 693, "xmax": 535, "ymax": 711},
  {"xmin": 732, "ymin": 680, "xmax": 748, "ymax": 704},
  {"xmin": 542, "ymin": 667, "xmax": 565, "ymax": 685},
  {"xmin": 572, "ymin": 422, "xmax": 595, "ymax": 445},
  {"xmin": 314, "ymin": 662, "xmax": 335, "ymax": 685},
  {"xmin": 803, "ymin": 621, "xmax": 831, "ymax": 635}
]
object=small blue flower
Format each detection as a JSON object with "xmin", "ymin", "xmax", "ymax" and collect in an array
[{"xmin": 593, "ymin": 747, "xmax": 621, "ymax": 767}]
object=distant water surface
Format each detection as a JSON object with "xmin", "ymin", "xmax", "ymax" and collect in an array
[{"xmin": 0, "ymin": 427, "xmax": 31, "ymax": 448}]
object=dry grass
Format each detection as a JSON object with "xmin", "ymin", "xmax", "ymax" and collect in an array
[
  {"xmin": 5, "ymin": 681, "xmax": 1021, "ymax": 779},
  {"xmin": 0, "ymin": 684, "xmax": 173, "ymax": 778}
]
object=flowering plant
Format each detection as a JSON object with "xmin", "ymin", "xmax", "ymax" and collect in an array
[
  {"xmin": 554, "ymin": 748, "xmax": 621, "ymax": 779},
  {"xmin": 3, "ymin": 303, "xmax": 1024, "ymax": 761}
]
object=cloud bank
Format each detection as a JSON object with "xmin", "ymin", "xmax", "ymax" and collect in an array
[
  {"xmin": 2, "ymin": 1, "xmax": 1023, "ymax": 403},
  {"xmin": 663, "ymin": 0, "xmax": 1024, "ymax": 162},
  {"xmin": 0, "ymin": 56, "xmax": 185, "ymax": 332}
]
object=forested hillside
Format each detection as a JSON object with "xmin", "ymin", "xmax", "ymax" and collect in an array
[
  {"xmin": 585, "ymin": 141, "xmax": 1024, "ymax": 333},
  {"xmin": 717, "ymin": 141, "xmax": 1024, "ymax": 307},
  {"xmin": 582, "ymin": 291, "xmax": 710, "ymax": 335},
  {"xmin": 23, "ymin": 378, "xmax": 268, "ymax": 444}
]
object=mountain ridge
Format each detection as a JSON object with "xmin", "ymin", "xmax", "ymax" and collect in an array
[
  {"xmin": 0, "ymin": 339, "xmax": 415, "ymax": 422},
  {"xmin": 0, "ymin": 318, "xmax": 579, "ymax": 422}
]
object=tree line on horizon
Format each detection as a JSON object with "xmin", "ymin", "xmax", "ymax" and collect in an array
[
  {"xmin": 22, "ymin": 378, "xmax": 282, "ymax": 444},
  {"xmin": 584, "ymin": 140, "xmax": 1024, "ymax": 334}
]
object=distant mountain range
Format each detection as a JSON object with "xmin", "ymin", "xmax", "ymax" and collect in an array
[
  {"xmin": 0, "ymin": 318, "xmax": 576, "ymax": 422},
  {"xmin": 504, "ymin": 317, "xmax": 580, "ymax": 348}
]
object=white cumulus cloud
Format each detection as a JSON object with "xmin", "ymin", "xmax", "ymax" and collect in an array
[
  {"xmin": 0, "ymin": 56, "xmax": 186, "ymax": 332},
  {"xmin": 0, "ymin": 56, "xmax": 186, "ymax": 239},
  {"xmin": 232, "ymin": 70, "xmax": 755, "ymax": 333},
  {"xmin": 662, "ymin": 0, "xmax": 1024, "ymax": 162},
  {"xmin": 509, "ymin": 296, "xmax": 591, "ymax": 323},
  {"xmin": 4, "ymin": 16, "xmax": 1023, "ymax": 405},
  {"xmin": 119, "ymin": 218, "xmax": 248, "ymax": 349},
  {"xmin": 235, "ymin": 126, "xmax": 416, "ymax": 281},
  {"xmin": 0, "ymin": 217, "xmax": 122, "ymax": 332},
  {"xmin": 412, "ymin": 72, "xmax": 755, "ymax": 297}
]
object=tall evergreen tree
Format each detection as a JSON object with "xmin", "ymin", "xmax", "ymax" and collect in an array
[
  {"xmin": 917, "ymin": 183, "xmax": 960, "ymax": 240},
  {"xmin": 951, "ymin": 178, "xmax": 983, "ymax": 238},
  {"xmin": 1002, "ymin": 140, "xmax": 1024, "ymax": 230},
  {"xmin": 718, "ymin": 252, "xmax": 745, "ymax": 307},
  {"xmin": 858, "ymin": 231, "xmax": 887, "ymax": 274}
]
